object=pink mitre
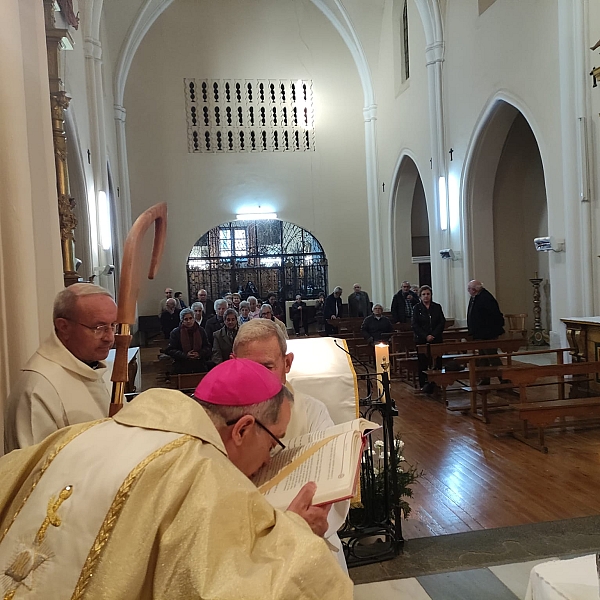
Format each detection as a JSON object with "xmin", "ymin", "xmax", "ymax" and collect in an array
[{"xmin": 194, "ymin": 358, "xmax": 282, "ymax": 406}]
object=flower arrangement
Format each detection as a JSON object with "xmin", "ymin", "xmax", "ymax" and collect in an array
[{"xmin": 370, "ymin": 434, "xmax": 422, "ymax": 520}]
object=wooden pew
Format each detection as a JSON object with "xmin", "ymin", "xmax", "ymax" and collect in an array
[{"xmin": 501, "ymin": 361, "xmax": 600, "ymax": 452}]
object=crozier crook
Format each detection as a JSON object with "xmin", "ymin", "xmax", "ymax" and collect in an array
[{"xmin": 110, "ymin": 203, "xmax": 167, "ymax": 413}]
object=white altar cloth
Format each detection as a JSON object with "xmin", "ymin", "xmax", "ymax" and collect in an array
[
  {"xmin": 286, "ymin": 337, "xmax": 359, "ymax": 425},
  {"xmin": 526, "ymin": 554, "xmax": 599, "ymax": 600}
]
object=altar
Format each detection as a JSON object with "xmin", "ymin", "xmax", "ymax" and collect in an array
[{"xmin": 286, "ymin": 337, "xmax": 359, "ymax": 425}]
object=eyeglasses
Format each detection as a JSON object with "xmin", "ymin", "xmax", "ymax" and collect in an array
[
  {"xmin": 226, "ymin": 417, "xmax": 286, "ymax": 452},
  {"xmin": 66, "ymin": 319, "xmax": 117, "ymax": 337}
]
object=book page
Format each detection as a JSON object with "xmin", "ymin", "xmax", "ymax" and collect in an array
[
  {"xmin": 254, "ymin": 430, "xmax": 362, "ymax": 511},
  {"xmin": 285, "ymin": 418, "xmax": 379, "ymax": 449}
]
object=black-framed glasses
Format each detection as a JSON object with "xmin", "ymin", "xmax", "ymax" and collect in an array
[
  {"xmin": 65, "ymin": 318, "xmax": 117, "ymax": 337},
  {"xmin": 226, "ymin": 417, "xmax": 286, "ymax": 451}
]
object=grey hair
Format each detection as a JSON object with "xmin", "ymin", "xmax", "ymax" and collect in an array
[
  {"xmin": 214, "ymin": 298, "xmax": 228, "ymax": 311},
  {"xmin": 195, "ymin": 385, "xmax": 293, "ymax": 427},
  {"xmin": 239, "ymin": 300, "xmax": 250, "ymax": 309},
  {"xmin": 372, "ymin": 303, "xmax": 383, "ymax": 310},
  {"xmin": 233, "ymin": 318, "xmax": 287, "ymax": 357},
  {"xmin": 247, "ymin": 296, "xmax": 257, "ymax": 304},
  {"xmin": 259, "ymin": 303, "xmax": 273, "ymax": 316},
  {"xmin": 53, "ymin": 283, "xmax": 113, "ymax": 321},
  {"xmin": 179, "ymin": 308, "xmax": 194, "ymax": 321},
  {"xmin": 333, "ymin": 286, "xmax": 342, "ymax": 293},
  {"xmin": 191, "ymin": 302, "xmax": 203, "ymax": 312}
]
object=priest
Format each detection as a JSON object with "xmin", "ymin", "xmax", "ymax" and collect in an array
[{"xmin": 0, "ymin": 359, "xmax": 352, "ymax": 599}]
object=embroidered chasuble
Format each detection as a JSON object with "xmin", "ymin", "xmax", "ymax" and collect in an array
[{"xmin": 0, "ymin": 389, "xmax": 352, "ymax": 599}]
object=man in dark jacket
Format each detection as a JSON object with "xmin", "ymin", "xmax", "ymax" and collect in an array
[
  {"xmin": 361, "ymin": 303, "xmax": 393, "ymax": 344},
  {"xmin": 467, "ymin": 279, "xmax": 505, "ymax": 382},
  {"xmin": 204, "ymin": 299, "xmax": 228, "ymax": 346},
  {"xmin": 391, "ymin": 281, "xmax": 419, "ymax": 324},
  {"xmin": 347, "ymin": 284, "xmax": 370, "ymax": 318},
  {"xmin": 323, "ymin": 287, "xmax": 343, "ymax": 335}
]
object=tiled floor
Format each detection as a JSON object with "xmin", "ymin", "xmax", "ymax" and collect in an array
[{"xmin": 354, "ymin": 558, "xmax": 553, "ymax": 600}]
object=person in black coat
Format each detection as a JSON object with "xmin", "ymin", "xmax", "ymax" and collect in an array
[
  {"xmin": 412, "ymin": 285, "xmax": 446, "ymax": 392},
  {"xmin": 467, "ymin": 280, "xmax": 505, "ymax": 380},
  {"xmin": 165, "ymin": 309, "xmax": 212, "ymax": 374},
  {"xmin": 323, "ymin": 287, "xmax": 343, "ymax": 336},
  {"xmin": 361, "ymin": 304, "xmax": 394, "ymax": 344},
  {"xmin": 159, "ymin": 298, "xmax": 181, "ymax": 339},
  {"xmin": 391, "ymin": 281, "xmax": 419, "ymax": 323}
]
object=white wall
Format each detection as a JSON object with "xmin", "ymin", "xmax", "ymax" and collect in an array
[{"xmin": 124, "ymin": 0, "xmax": 370, "ymax": 315}]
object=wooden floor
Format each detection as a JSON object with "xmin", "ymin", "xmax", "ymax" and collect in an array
[
  {"xmin": 390, "ymin": 378, "xmax": 600, "ymax": 540},
  {"xmin": 138, "ymin": 340, "xmax": 600, "ymax": 541}
]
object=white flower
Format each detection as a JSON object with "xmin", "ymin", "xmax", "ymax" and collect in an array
[
  {"xmin": 394, "ymin": 439, "xmax": 405, "ymax": 451},
  {"xmin": 374, "ymin": 440, "xmax": 384, "ymax": 449},
  {"xmin": 398, "ymin": 455, "xmax": 406, "ymax": 463}
]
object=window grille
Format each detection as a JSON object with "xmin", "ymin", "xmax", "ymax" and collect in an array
[{"xmin": 185, "ymin": 79, "xmax": 315, "ymax": 153}]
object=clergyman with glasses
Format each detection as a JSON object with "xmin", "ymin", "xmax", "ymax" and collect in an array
[{"xmin": 4, "ymin": 283, "xmax": 117, "ymax": 453}]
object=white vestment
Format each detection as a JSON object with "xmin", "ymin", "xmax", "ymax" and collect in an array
[
  {"xmin": 4, "ymin": 330, "xmax": 110, "ymax": 453},
  {"xmin": 283, "ymin": 385, "xmax": 350, "ymax": 573}
]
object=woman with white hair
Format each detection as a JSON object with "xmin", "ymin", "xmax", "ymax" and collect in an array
[{"xmin": 247, "ymin": 296, "xmax": 260, "ymax": 319}]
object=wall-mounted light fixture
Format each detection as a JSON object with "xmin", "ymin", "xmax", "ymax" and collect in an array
[
  {"xmin": 98, "ymin": 191, "xmax": 112, "ymax": 250},
  {"xmin": 236, "ymin": 212, "xmax": 277, "ymax": 220}
]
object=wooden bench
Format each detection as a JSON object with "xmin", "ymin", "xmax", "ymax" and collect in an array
[
  {"xmin": 501, "ymin": 361, "xmax": 600, "ymax": 452},
  {"xmin": 175, "ymin": 372, "xmax": 208, "ymax": 391}
]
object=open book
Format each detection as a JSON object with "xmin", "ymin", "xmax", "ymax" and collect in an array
[{"xmin": 252, "ymin": 418, "xmax": 380, "ymax": 511}]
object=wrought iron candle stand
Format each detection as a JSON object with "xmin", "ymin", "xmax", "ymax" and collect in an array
[
  {"xmin": 339, "ymin": 366, "xmax": 404, "ymax": 567},
  {"xmin": 529, "ymin": 273, "xmax": 549, "ymax": 346}
]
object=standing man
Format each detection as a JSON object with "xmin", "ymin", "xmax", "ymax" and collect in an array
[
  {"xmin": 391, "ymin": 281, "xmax": 419, "ymax": 324},
  {"xmin": 467, "ymin": 279, "xmax": 506, "ymax": 384},
  {"xmin": 4, "ymin": 283, "xmax": 117, "ymax": 453},
  {"xmin": 197, "ymin": 288, "xmax": 215, "ymax": 318},
  {"xmin": 347, "ymin": 283, "xmax": 370, "ymax": 318},
  {"xmin": 290, "ymin": 294, "xmax": 308, "ymax": 336},
  {"xmin": 324, "ymin": 287, "xmax": 343, "ymax": 335},
  {"xmin": 158, "ymin": 287, "xmax": 174, "ymax": 316},
  {"xmin": 0, "ymin": 360, "xmax": 352, "ymax": 598}
]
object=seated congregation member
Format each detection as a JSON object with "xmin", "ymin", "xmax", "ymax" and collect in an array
[
  {"xmin": 4, "ymin": 283, "xmax": 117, "ymax": 453},
  {"xmin": 159, "ymin": 297, "xmax": 180, "ymax": 339},
  {"xmin": 196, "ymin": 288, "xmax": 215, "ymax": 317},
  {"xmin": 247, "ymin": 295, "xmax": 260, "ymax": 319},
  {"xmin": 212, "ymin": 308, "xmax": 239, "ymax": 364},
  {"xmin": 412, "ymin": 285, "xmax": 446, "ymax": 394},
  {"xmin": 238, "ymin": 300, "xmax": 252, "ymax": 325},
  {"xmin": 0, "ymin": 360, "xmax": 352, "ymax": 598},
  {"xmin": 191, "ymin": 301, "xmax": 207, "ymax": 328},
  {"xmin": 324, "ymin": 286, "xmax": 343, "ymax": 335},
  {"xmin": 267, "ymin": 293, "xmax": 284, "ymax": 321},
  {"xmin": 232, "ymin": 319, "xmax": 350, "ymax": 573},
  {"xmin": 361, "ymin": 303, "xmax": 394, "ymax": 344},
  {"xmin": 260, "ymin": 303, "xmax": 289, "ymax": 339},
  {"xmin": 224, "ymin": 293, "xmax": 234, "ymax": 308},
  {"xmin": 231, "ymin": 292, "xmax": 242, "ymax": 312},
  {"xmin": 204, "ymin": 298, "xmax": 228, "ymax": 346},
  {"xmin": 290, "ymin": 294, "xmax": 308, "ymax": 336},
  {"xmin": 166, "ymin": 308, "xmax": 212, "ymax": 374}
]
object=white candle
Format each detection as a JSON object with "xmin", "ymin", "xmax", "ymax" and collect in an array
[{"xmin": 375, "ymin": 342, "xmax": 389, "ymax": 399}]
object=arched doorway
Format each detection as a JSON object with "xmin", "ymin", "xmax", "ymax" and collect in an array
[
  {"xmin": 467, "ymin": 101, "xmax": 549, "ymax": 333},
  {"xmin": 187, "ymin": 219, "xmax": 328, "ymax": 301},
  {"xmin": 392, "ymin": 155, "xmax": 430, "ymax": 291}
]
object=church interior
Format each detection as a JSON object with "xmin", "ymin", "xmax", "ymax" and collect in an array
[{"xmin": 3, "ymin": 0, "xmax": 600, "ymax": 596}]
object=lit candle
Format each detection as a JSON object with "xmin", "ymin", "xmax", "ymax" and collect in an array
[{"xmin": 375, "ymin": 342, "xmax": 390, "ymax": 399}]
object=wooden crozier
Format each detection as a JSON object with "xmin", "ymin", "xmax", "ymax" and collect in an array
[{"xmin": 109, "ymin": 203, "xmax": 167, "ymax": 416}]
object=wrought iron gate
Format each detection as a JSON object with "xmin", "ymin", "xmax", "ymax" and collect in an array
[{"xmin": 187, "ymin": 219, "xmax": 328, "ymax": 301}]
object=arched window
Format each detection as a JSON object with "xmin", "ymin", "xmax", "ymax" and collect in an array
[{"xmin": 187, "ymin": 219, "xmax": 328, "ymax": 301}]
